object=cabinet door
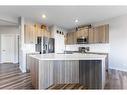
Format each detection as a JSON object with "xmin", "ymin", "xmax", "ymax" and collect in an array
[
  {"xmin": 73, "ymin": 31, "xmax": 77, "ymax": 44},
  {"xmin": 70, "ymin": 32, "xmax": 74, "ymax": 44},
  {"xmin": 29, "ymin": 25, "xmax": 36, "ymax": 44},
  {"xmin": 93, "ymin": 27, "xmax": 99, "ymax": 43},
  {"xmin": 24, "ymin": 25, "xmax": 30, "ymax": 43},
  {"xmin": 88, "ymin": 28, "xmax": 94, "ymax": 44},
  {"xmin": 64, "ymin": 34, "xmax": 68, "ymax": 45},
  {"xmin": 105, "ymin": 24, "xmax": 109, "ymax": 43},
  {"xmin": 82, "ymin": 28, "xmax": 88, "ymax": 37},
  {"xmin": 76, "ymin": 28, "xmax": 88, "ymax": 38},
  {"xmin": 98, "ymin": 25, "xmax": 109, "ymax": 43},
  {"xmin": 66, "ymin": 32, "xmax": 74, "ymax": 45},
  {"xmin": 76, "ymin": 31, "xmax": 81, "ymax": 38},
  {"xmin": 92, "ymin": 24, "xmax": 109, "ymax": 44},
  {"xmin": 97, "ymin": 25, "xmax": 105, "ymax": 43},
  {"xmin": 24, "ymin": 24, "xmax": 36, "ymax": 44}
]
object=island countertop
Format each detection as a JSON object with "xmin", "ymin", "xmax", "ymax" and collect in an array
[{"xmin": 29, "ymin": 53, "xmax": 107, "ymax": 61}]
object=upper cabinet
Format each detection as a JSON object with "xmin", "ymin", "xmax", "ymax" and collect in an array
[
  {"xmin": 91, "ymin": 24, "xmax": 109, "ymax": 43},
  {"xmin": 88, "ymin": 27, "xmax": 94, "ymax": 43},
  {"xmin": 66, "ymin": 32, "xmax": 74, "ymax": 45},
  {"xmin": 76, "ymin": 27, "xmax": 88, "ymax": 38},
  {"xmin": 24, "ymin": 24, "xmax": 109, "ymax": 45},
  {"xmin": 66, "ymin": 27, "xmax": 89, "ymax": 45},
  {"xmin": 66, "ymin": 24, "xmax": 109, "ymax": 45},
  {"xmin": 24, "ymin": 24, "xmax": 51, "ymax": 44},
  {"xmin": 24, "ymin": 24, "xmax": 36, "ymax": 44}
]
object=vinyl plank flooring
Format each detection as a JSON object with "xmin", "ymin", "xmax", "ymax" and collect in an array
[
  {"xmin": 1, "ymin": 63, "xmax": 127, "ymax": 90},
  {"xmin": 105, "ymin": 69, "xmax": 127, "ymax": 89},
  {"xmin": 47, "ymin": 83, "xmax": 86, "ymax": 89},
  {"xmin": 0, "ymin": 63, "xmax": 33, "ymax": 89}
]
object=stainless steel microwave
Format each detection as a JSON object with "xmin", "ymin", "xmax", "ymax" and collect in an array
[{"xmin": 77, "ymin": 37, "xmax": 88, "ymax": 44}]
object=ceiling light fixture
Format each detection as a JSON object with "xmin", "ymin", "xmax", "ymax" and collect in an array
[
  {"xmin": 42, "ymin": 14, "xmax": 46, "ymax": 19},
  {"xmin": 75, "ymin": 19, "xmax": 79, "ymax": 23}
]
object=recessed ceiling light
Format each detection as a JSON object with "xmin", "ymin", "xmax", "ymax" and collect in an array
[
  {"xmin": 42, "ymin": 14, "xmax": 46, "ymax": 19},
  {"xmin": 75, "ymin": 19, "xmax": 78, "ymax": 23}
]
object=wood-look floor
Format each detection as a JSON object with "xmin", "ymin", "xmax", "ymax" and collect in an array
[
  {"xmin": 47, "ymin": 83, "xmax": 86, "ymax": 89},
  {"xmin": 0, "ymin": 63, "xmax": 33, "ymax": 89},
  {"xmin": 105, "ymin": 69, "xmax": 127, "ymax": 89},
  {"xmin": 0, "ymin": 63, "xmax": 127, "ymax": 89}
]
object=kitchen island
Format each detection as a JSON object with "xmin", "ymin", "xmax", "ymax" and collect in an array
[{"xmin": 27, "ymin": 53, "xmax": 107, "ymax": 89}]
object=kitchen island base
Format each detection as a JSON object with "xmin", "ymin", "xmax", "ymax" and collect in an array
[{"xmin": 28, "ymin": 54, "xmax": 106, "ymax": 89}]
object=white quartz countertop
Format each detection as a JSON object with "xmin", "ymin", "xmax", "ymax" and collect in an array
[{"xmin": 29, "ymin": 53, "xmax": 107, "ymax": 60}]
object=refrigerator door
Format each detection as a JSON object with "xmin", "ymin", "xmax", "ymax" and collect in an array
[
  {"xmin": 37, "ymin": 36, "xmax": 42, "ymax": 44},
  {"xmin": 35, "ymin": 44, "xmax": 41, "ymax": 52},
  {"xmin": 48, "ymin": 38, "xmax": 55, "ymax": 53},
  {"xmin": 43, "ymin": 37, "xmax": 49, "ymax": 54}
]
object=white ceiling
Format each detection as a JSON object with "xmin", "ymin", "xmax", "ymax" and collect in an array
[{"xmin": 0, "ymin": 6, "xmax": 127, "ymax": 29}]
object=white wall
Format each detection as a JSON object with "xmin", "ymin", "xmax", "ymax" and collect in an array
[
  {"xmin": 0, "ymin": 26, "xmax": 19, "ymax": 63},
  {"xmin": 92, "ymin": 14, "xmax": 127, "ymax": 72},
  {"xmin": 0, "ymin": 26, "xmax": 19, "ymax": 34}
]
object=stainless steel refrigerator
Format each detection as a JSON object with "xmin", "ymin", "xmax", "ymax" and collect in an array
[{"xmin": 35, "ymin": 36, "xmax": 55, "ymax": 54}]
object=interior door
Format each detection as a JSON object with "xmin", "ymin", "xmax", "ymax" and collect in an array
[{"xmin": 1, "ymin": 34, "xmax": 16, "ymax": 63}]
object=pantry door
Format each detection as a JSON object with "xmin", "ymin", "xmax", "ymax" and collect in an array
[{"xmin": 1, "ymin": 34, "xmax": 16, "ymax": 63}]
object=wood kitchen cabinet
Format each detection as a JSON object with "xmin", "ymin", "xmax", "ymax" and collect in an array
[
  {"xmin": 93, "ymin": 27, "xmax": 100, "ymax": 43},
  {"xmin": 73, "ymin": 31, "xmax": 77, "ymax": 44},
  {"xmin": 76, "ymin": 27, "xmax": 88, "ymax": 38},
  {"xmin": 66, "ymin": 32, "xmax": 74, "ymax": 45},
  {"xmin": 43, "ymin": 29, "xmax": 51, "ymax": 38},
  {"xmin": 24, "ymin": 24, "xmax": 51, "ymax": 44},
  {"xmin": 94, "ymin": 24, "xmax": 109, "ymax": 43},
  {"xmin": 88, "ymin": 24, "xmax": 109, "ymax": 44},
  {"xmin": 35, "ymin": 25, "xmax": 43, "ymax": 37},
  {"xmin": 99, "ymin": 24, "xmax": 109, "ymax": 43},
  {"xmin": 64, "ymin": 34, "xmax": 68, "ymax": 45},
  {"xmin": 88, "ymin": 27, "xmax": 94, "ymax": 43},
  {"xmin": 24, "ymin": 24, "xmax": 36, "ymax": 44},
  {"xmin": 66, "ymin": 27, "xmax": 89, "ymax": 45},
  {"xmin": 65, "ymin": 24, "xmax": 109, "ymax": 45}
]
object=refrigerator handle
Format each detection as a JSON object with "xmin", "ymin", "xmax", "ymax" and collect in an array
[{"xmin": 45, "ymin": 44, "xmax": 47, "ymax": 50}]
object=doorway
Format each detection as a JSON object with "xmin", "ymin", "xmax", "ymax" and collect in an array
[{"xmin": 0, "ymin": 34, "xmax": 19, "ymax": 63}]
